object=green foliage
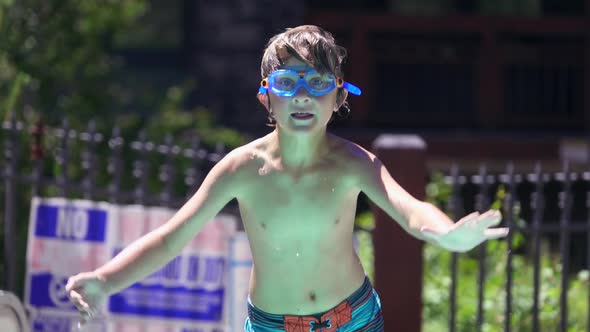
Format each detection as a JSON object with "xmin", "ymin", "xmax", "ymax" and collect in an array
[
  {"xmin": 0, "ymin": 0, "xmax": 248, "ymax": 142},
  {"xmin": 425, "ymin": 171, "xmax": 453, "ymax": 207},
  {"xmin": 0, "ymin": 0, "xmax": 248, "ymax": 184},
  {"xmin": 355, "ymin": 211, "xmax": 376, "ymax": 283},
  {"xmin": 422, "ymin": 171, "xmax": 589, "ymax": 331},
  {"xmin": 143, "ymin": 82, "xmax": 248, "ymax": 148},
  {"xmin": 0, "ymin": 0, "xmax": 148, "ymax": 124}
]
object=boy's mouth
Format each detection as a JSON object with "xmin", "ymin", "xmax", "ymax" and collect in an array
[{"xmin": 290, "ymin": 112, "xmax": 314, "ymax": 120}]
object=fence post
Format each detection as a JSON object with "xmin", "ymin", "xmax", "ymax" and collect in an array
[
  {"xmin": 371, "ymin": 134, "xmax": 427, "ymax": 332},
  {"xmin": 3, "ymin": 112, "xmax": 18, "ymax": 293}
]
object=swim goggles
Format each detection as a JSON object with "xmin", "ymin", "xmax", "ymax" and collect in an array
[{"xmin": 258, "ymin": 69, "xmax": 362, "ymax": 97}]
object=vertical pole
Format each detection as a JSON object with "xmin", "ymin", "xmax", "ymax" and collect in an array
[
  {"xmin": 558, "ymin": 161, "xmax": 573, "ymax": 332},
  {"xmin": 184, "ymin": 133, "xmax": 203, "ymax": 201},
  {"xmin": 371, "ymin": 134, "xmax": 427, "ymax": 332},
  {"xmin": 158, "ymin": 134, "xmax": 176, "ymax": 207},
  {"xmin": 475, "ymin": 164, "xmax": 491, "ymax": 332},
  {"xmin": 132, "ymin": 130, "xmax": 149, "ymax": 205},
  {"xmin": 57, "ymin": 119, "xmax": 71, "ymax": 198},
  {"xmin": 81, "ymin": 120, "xmax": 99, "ymax": 200},
  {"xmin": 530, "ymin": 163, "xmax": 545, "ymax": 332},
  {"xmin": 3, "ymin": 112, "xmax": 18, "ymax": 292},
  {"xmin": 503, "ymin": 163, "xmax": 516, "ymax": 332},
  {"xmin": 30, "ymin": 119, "xmax": 45, "ymax": 197},
  {"xmin": 108, "ymin": 126, "xmax": 124, "ymax": 204},
  {"xmin": 447, "ymin": 165, "xmax": 462, "ymax": 332}
]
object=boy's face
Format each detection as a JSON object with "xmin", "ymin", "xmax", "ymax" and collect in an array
[{"xmin": 259, "ymin": 58, "xmax": 343, "ymax": 134}]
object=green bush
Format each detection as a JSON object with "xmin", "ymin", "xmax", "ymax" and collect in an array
[{"xmin": 355, "ymin": 211, "xmax": 376, "ymax": 283}]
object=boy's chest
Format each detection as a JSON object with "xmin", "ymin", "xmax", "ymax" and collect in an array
[{"xmin": 237, "ymin": 169, "xmax": 359, "ymax": 227}]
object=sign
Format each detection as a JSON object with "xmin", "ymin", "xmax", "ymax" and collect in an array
[{"xmin": 25, "ymin": 197, "xmax": 245, "ymax": 332}]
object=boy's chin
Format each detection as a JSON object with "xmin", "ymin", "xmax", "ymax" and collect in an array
[{"xmin": 278, "ymin": 118, "xmax": 326, "ymax": 133}]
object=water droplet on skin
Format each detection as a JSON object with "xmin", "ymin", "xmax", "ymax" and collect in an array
[
  {"xmin": 331, "ymin": 188, "xmax": 335, "ymax": 192},
  {"xmin": 296, "ymin": 252, "xmax": 300, "ymax": 257}
]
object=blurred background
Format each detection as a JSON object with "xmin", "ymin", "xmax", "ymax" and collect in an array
[
  {"xmin": 2, "ymin": 0, "xmax": 588, "ymax": 158},
  {"xmin": 1, "ymin": 0, "xmax": 589, "ymax": 331}
]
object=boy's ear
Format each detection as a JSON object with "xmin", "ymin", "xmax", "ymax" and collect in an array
[{"xmin": 257, "ymin": 93, "xmax": 270, "ymax": 111}]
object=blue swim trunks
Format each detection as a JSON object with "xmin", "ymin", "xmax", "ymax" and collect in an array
[{"xmin": 244, "ymin": 276, "xmax": 384, "ymax": 331}]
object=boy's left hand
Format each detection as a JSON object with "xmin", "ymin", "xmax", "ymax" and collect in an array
[{"xmin": 420, "ymin": 210, "xmax": 509, "ymax": 252}]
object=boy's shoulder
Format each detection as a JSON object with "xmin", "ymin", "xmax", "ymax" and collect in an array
[
  {"xmin": 218, "ymin": 135, "xmax": 274, "ymax": 171},
  {"xmin": 327, "ymin": 134, "xmax": 379, "ymax": 166},
  {"xmin": 326, "ymin": 134, "xmax": 386, "ymax": 187}
]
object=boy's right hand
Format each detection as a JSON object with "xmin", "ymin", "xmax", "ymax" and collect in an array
[{"xmin": 65, "ymin": 271, "xmax": 110, "ymax": 326}]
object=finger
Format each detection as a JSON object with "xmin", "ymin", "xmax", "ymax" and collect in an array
[
  {"xmin": 419, "ymin": 227, "xmax": 440, "ymax": 240},
  {"xmin": 456, "ymin": 212, "xmax": 479, "ymax": 227},
  {"xmin": 88, "ymin": 305, "xmax": 99, "ymax": 318},
  {"xmin": 484, "ymin": 227, "xmax": 509, "ymax": 239},
  {"xmin": 421, "ymin": 223, "xmax": 449, "ymax": 235},
  {"xmin": 478, "ymin": 211, "xmax": 503, "ymax": 228},
  {"xmin": 68, "ymin": 290, "xmax": 88, "ymax": 307},
  {"xmin": 480, "ymin": 209, "xmax": 498, "ymax": 217},
  {"xmin": 78, "ymin": 304, "xmax": 97, "ymax": 321},
  {"xmin": 65, "ymin": 277, "xmax": 77, "ymax": 292},
  {"xmin": 69, "ymin": 290, "xmax": 90, "ymax": 309}
]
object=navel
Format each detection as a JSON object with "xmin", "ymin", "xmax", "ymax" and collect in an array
[
  {"xmin": 309, "ymin": 291, "xmax": 316, "ymax": 302},
  {"xmin": 334, "ymin": 218, "xmax": 340, "ymax": 225}
]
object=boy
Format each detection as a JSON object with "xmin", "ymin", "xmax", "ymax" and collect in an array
[{"xmin": 66, "ymin": 25, "xmax": 508, "ymax": 331}]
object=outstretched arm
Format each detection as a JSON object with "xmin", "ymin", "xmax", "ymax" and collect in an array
[
  {"xmin": 356, "ymin": 147, "xmax": 508, "ymax": 252},
  {"xmin": 66, "ymin": 148, "xmax": 241, "ymax": 323},
  {"xmin": 93, "ymin": 150, "xmax": 239, "ymax": 292}
]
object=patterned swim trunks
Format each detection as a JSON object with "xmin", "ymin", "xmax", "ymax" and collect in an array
[{"xmin": 244, "ymin": 276, "xmax": 384, "ymax": 331}]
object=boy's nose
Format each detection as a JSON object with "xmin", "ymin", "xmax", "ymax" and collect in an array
[{"xmin": 292, "ymin": 87, "xmax": 311, "ymax": 104}]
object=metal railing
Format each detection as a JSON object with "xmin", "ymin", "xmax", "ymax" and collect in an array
[{"xmin": 436, "ymin": 162, "xmax": 589, "ymax": 332}]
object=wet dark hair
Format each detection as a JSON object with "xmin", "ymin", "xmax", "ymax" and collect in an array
[
  {"xmin": 260, "ymin": 25, "xmax": 347, "ymax": 79},
  {"xmin": 259, "ymin": 25, "xmax": 351, "ymax": 126}
]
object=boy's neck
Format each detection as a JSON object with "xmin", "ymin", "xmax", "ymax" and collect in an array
[{"xmin": 272, "ymin": 128, "xmax": 329, "ymax": 170}]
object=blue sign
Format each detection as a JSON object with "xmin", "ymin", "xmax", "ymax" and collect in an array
[
  {"xmin": 26, "ymin": 198, "xmax": 233, "ymax": 331},
  {"xmin": 34, "ymin": 204, "xmax": 107, "ymax": 242}
]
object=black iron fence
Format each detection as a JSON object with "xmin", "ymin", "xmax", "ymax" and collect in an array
[
  {"xmin": 0, "ymin": 113, "xmax": 234, "ymax": 297},
  {"xmin": 427, "ymin": 163, "xmax": 589, "ymax": 332}
]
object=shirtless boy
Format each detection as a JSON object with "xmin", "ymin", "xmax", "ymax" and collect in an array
[{"xmin": 66, "ymin": 25, "xmax": 509, "ymax": 331}]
